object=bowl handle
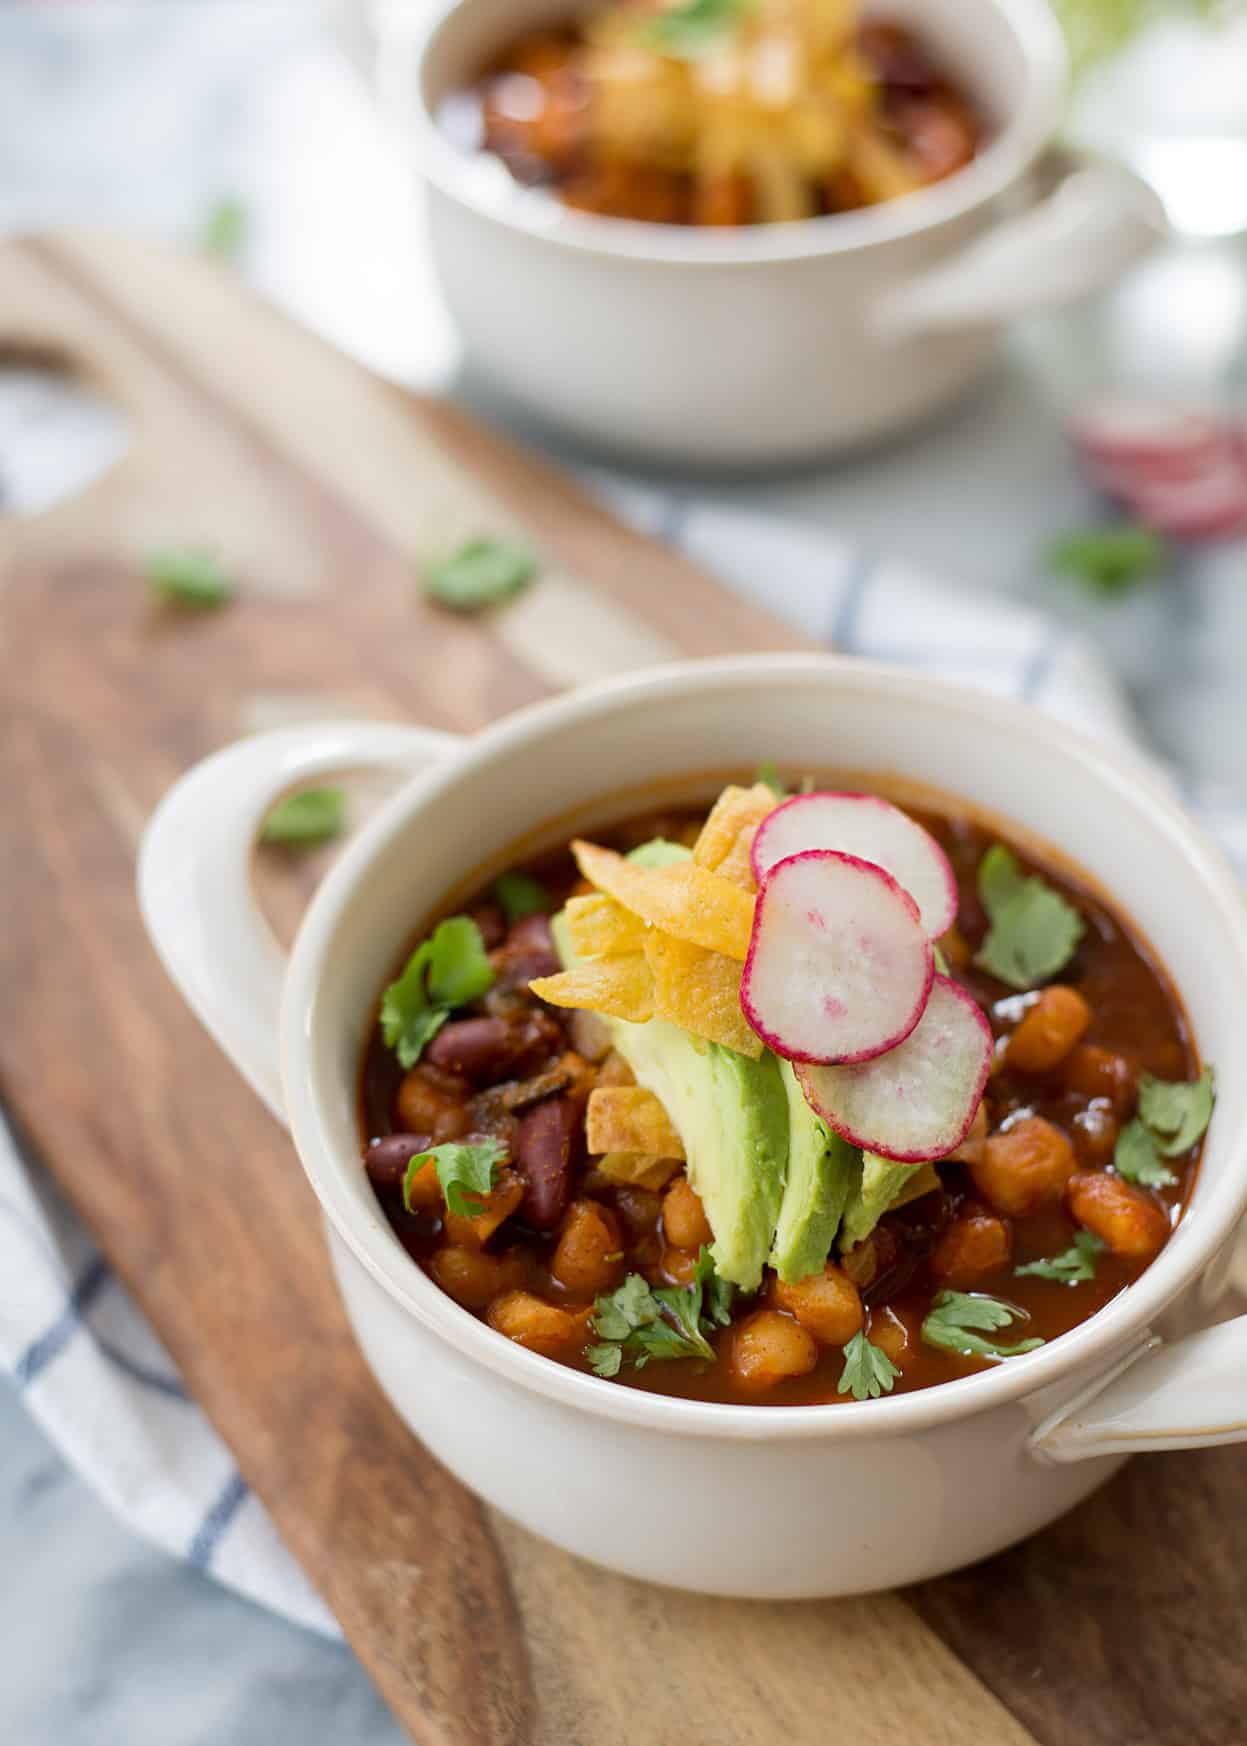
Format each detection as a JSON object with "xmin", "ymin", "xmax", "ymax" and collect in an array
[
  {"xmin": 873, "ymin": 154, "xmax": 1168, "ymax": 339},
  {"xmin": 1030, "ymin": 1313, "xmax": 1247, "ymax": 1462},
  {"xmin": 137, "ymin": 721, "xmax": 459, "ymax": 1126}
]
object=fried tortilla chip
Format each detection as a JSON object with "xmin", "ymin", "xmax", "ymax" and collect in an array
[
  {"xmin": 564, "ymin": 892, "xmax": 648, "ymax": 959},
  {"xmin": 529, "ymin": 955, "xmax": 654, "ymax": 1023},
  {"xmin": 593, "ymin": 1152, "xmax": 682, "ymax": 1192},
  {"xmin": 586, "ymin": 1085, "xmax": 685, "ymax": 1159},
  {"xmin": 692, "ymin": 783, "xmax": 777, "ymax": 872},
  {"xmin": 644, "ymin": 931, "xmax": 764, "ymax": 1059},
  {"xmin": 572, "ymin": 840, "xmax": 755, "ymax": 961},
  {"xmin": 714, "ymin": 824, "xmax": 761, "ymax": 892}
]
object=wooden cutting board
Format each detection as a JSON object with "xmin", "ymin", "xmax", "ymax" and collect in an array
[{"xmin": 2, "ymin": 231, "xmax": 1244, "ymax": 1746}]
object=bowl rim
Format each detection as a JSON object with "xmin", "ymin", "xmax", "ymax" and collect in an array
[
  {"xmin": 387, "ymin": 0, "xmax": 1069, "ymax": 266},
  {"xmin": 282, "ymin": 654, "xmax": 1247, "ymax": 1444}
]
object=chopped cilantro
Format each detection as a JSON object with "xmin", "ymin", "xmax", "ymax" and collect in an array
[
  {"xmin": 1138, "ymin": 1067, "xmax": 1215, "ymax": 1156},
  {"xmin": 423, "ymin": 537, "xmax": 538, "ymax": 612},
  {"xmin": 199, "ymin": 194, "xmax": 250, "ymax": 260},
  {"xmin": 494, "ymin": 871, "xmax": 549, "ymax": 923},
  {"xmin": 1114, "ymin": 1067, "xmax": 1214, "ymax": 1188},
  {"xmin": 588, "ymin": 1247, "xmax": 731, "ymax": 1375},
  {"xmin": 1047, "ymin": 525, "xmax": 1166, "ymax": 598},
  {"xmin": 1113, "ymin": 1119, "xmax": 1176, "ymax": 1189},
  {"xmin": 974, "ymin": 843, "xmax": 1084, "ymax": 989},
  {"xmin": 641, "ymin": 0, "xmax": 753, "ymax": 57},
  {"xmin": 380, "ymin": 915, "xmax": 495, "ymax": 1068},
  {"xmin": 260, "ymin": 787, "xmax": 345, "ymax": 847},
  {"xmin": 922, "ymin": 1291, "xmax": 1044, "ymax": 1361},
  {"xmin": 402, "ymin": 1138, "xmax": 507, "ymax": 1216},
  {"xmin": 1015, "ymin": 1231, "xmax": 1103, "ymax": 1283},
  {"xmin": 146, "ymin": 547, "xmax": 235, "ymax": 609},
  {"xmin": 837, "ymin": 1330, "xmax": 900, "ymax": 1401}
]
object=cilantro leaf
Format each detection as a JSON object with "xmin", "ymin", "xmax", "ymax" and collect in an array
[
  {"xmin": 755, "ymin": 760, "xmax": 788, "ymax": 798},
  {"xmin": 837, "ymin": 1330, "xmax": 900, "ymax": 1402},
  {"xmin": 1047, "ymin": 525, "xmax": 1166, "ymax": 598},
  {"xmin": 922, "ymin": 1290, "xmax": 1045, "ymax": 1360},
  {"xmin": 933, "ymin": 944, "xmax": 950, "ymax": 977},
  {"xmin": 642, "ymin": 0, "xmax": 753, "ymax": 57},
  {"xmin": 974, "ymin": 843, "xmax": 1084, "ymax": 990},
  {"xmin": 1015, "ymin": 1231, "xmax": 1103, "ymax": 1283},
  {"xmin": 403, "ymin": 1138, "xmax": 508, "ymax": 1217},
  {"xmin": 199, "ymin": 194, "xmax": 250, "ymax": 259},
  {"xmin": 494, "ymin": 871, "xmax": 550, "ymax": 923},
  {"xmin": 1138, "ymin": 1067, "xmax": 1215, "ymax": 1156},
  {"xmin": 1113, "ymin": 1118, "xmax": 1177, "ymax": 1188},
  {"xmin": 146, "ymin": 547, "xmax": 235, "ymax": 609},
  {"xmin": 423, "ymin": 537, "xmax": 538, "ymax": 612},
  {"xmin": 424, "ymin": 916, "xmax": 495, "ymax": 1007},
  {"xmin": 380, "ymin": 916, "xmax": 495, "ymax": 1068},
  {"xmin": 260, "ymin": 787, "xmax": 345, "ymax": 847},
  {"xmin": 589, "ymin": 1248, "xmax": 729, "ymax": 1373}
]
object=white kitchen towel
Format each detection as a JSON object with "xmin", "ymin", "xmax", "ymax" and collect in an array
[{"xmin": 2, "ymin": 486, "xmax": 1243, "ymax": 1640}]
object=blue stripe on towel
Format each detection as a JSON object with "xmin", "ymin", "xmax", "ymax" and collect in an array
[
  {"xmin": 829, "ymin": 553, "xmax": 877, "ymax": 651},
  {"xmin": 15, "ymin": 1254, "xmax": 111, "ymax": 1386},
  {"xmin": 96, "ymin": 1339, "xmax": 191, "ymax": 1402},
  {"xmin": 189, "ymin": 1470, "xmax": 250, "ymax": 1571}
]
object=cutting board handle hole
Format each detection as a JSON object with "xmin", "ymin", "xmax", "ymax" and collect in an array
[{"xmin": 0, "ymin": 346, "xmax": 129, "ymax": 519}]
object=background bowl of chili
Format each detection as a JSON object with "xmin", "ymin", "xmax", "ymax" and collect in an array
[
  {"xmin": 140, "ymin": 654, "xmax": 1247, "ymax": 1596},
  {"xmin": 363, "ymin": 0, "xmax": 1166, "ymax": 464}
]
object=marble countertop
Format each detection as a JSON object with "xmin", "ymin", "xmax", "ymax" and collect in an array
[{"xmin": 2, "ymin": 4, "xmax": 1245, "ymax": 1741}]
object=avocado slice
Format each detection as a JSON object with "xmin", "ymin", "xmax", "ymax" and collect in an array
[
  {"xmin": 838, "ymin": 1153, "xmax": 929, "ymax": 1251},
  {"xmin": 770, "ymin": 1061, "xmax": 858, "ymax": 1283},
  {"xmin": 609, "ymin": 1015, "xmax": 788, "ymax": 1291}
]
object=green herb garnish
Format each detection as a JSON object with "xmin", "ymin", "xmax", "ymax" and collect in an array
[
  {"xmin": 423, "ymin": 537, "xmax": 538, "ymax": 612},
  {"xmin": 755, "ymin": 760, "xmax": 788, "ymax": 797},
  {"xmin": 1113, "ymin": 1119, "xmax": 1176, "ymax": 1189},
  {"xmin": 837, "ymin": 1330, "xmax": 900, "ymax": 1401},
  {"xmin": 1138, "ymin": 1067, "xmax": 1215, "ymax": 1155},
  {"xmin": 260, "ymin": 788, "xmax": 346, "ymax": 847},
  {"xmin": 933, "ymin": 944, "xmax": 951, "ymax": 977},
  {"xmin": 1015, "ymin": 1231, "xmax": 1104, "ymax": 1283},
  {"xmin": 494, "ymin": 871, "xmax": 549, "ymax": 923},
  {"xmin": 380, "ymin": 915, "xmax": 495, "ymax": 1068},
  {"xmin": 922, "ymin": 1291, "xmax": 1045, "ymax": 1361},
  {"xmin": 402, "ymin": 1138, "xmax": 508, "ymax": 1216},
  {"xmin": 199, "ymin": 194, "xmax": 250, "ymax": 259},
  {"xmin": 146, "ymin": 547, "xmax": 235, "ymax": 609},
  {"xmin": 626, "ymin": 839, "xmax": 693, "ymax": 869},
  {"xmin": 1113, "ymin": 1066, "xmax": 1215, "ymax": 1188},
  {"xmin": 641, "ymin": 0, "xmax": 753, "ymax": 57},
  {"xmin": 974, "ymin": 843, "xmax": 1084, "ymax": 990},
  {"xmin": 1048, "ymin": 525, "xmax": 1167, "ymax": 598},
  {"xmin": 587, "ymin": 1248, "xmax": 732, "ymax": 1376}
]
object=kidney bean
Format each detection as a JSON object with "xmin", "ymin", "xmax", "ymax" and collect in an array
[
  {"xmin": 492, "ymin": 912, "xmax": 561, "ymax": 987},
  {"xmin": 513, "ymin": 1095, "xmax": 579, "ymax": 1229},
  {"xmin": 425, "ymin": 1016, "xmax": 519, "ymax": 1081},
  {"xmin": 364, "ymin": 1132, "xmax": 432, "ymax": 1186},
  {"xmin": 469, "ymin": 902, "xmax": 507, "ymax": 950}
]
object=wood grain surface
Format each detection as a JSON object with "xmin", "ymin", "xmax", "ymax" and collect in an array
[{"xmin": 1, "ymin": 231, "xmax": 1242, "ymax": 1746}]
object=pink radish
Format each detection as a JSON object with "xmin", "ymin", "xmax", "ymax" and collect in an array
[
  {"xmin": 752, "ymin": 792, "xmax": 957, "ymax": 939},
  {"xmin": 741, "ymin": 850, "xmax": 934, "ymax": 1065},
  {"xmin": 1131, "ymin": 460, "xmax": 1247, "ymax": 540},
  {"xmin": 794, "ymin": 976, "xmax": 992, "ymax": 1162},
  {"xmin": 1070, "ymin": 400, "xmax": 1226, "ymax": 478}
]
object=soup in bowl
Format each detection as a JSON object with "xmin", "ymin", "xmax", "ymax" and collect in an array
[{"xmin": 139, "ymin": 656, "xmax": 1247, "ymax": 1596}]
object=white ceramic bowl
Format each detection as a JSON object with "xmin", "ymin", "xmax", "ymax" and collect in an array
[
  {"xmin": 368, "ymin": 0, "xmax": 1167, "ymax": 463},
  {"xmin": 139, "ymin": 656, "xmax": 1247, "ymax": 1596}
]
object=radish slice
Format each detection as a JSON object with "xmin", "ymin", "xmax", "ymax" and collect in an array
[
  {"xmin": 741, "ymin": 850, "xmax": 934, "ymax": 1065},
  {"xmin": 751, "ymin": 792, "xmax": 957, "ymax": 939},
  {"xmin": 1131, "ymin": 461, "xmax": 1247, "ymax": 540},
  {"xmin": 795, "ymin": 975, "xmax": 992, "ymax": 1162},
  {"xmin": 1070, "ymin": 400, "xmax": 1225, "ymax": 475}
]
